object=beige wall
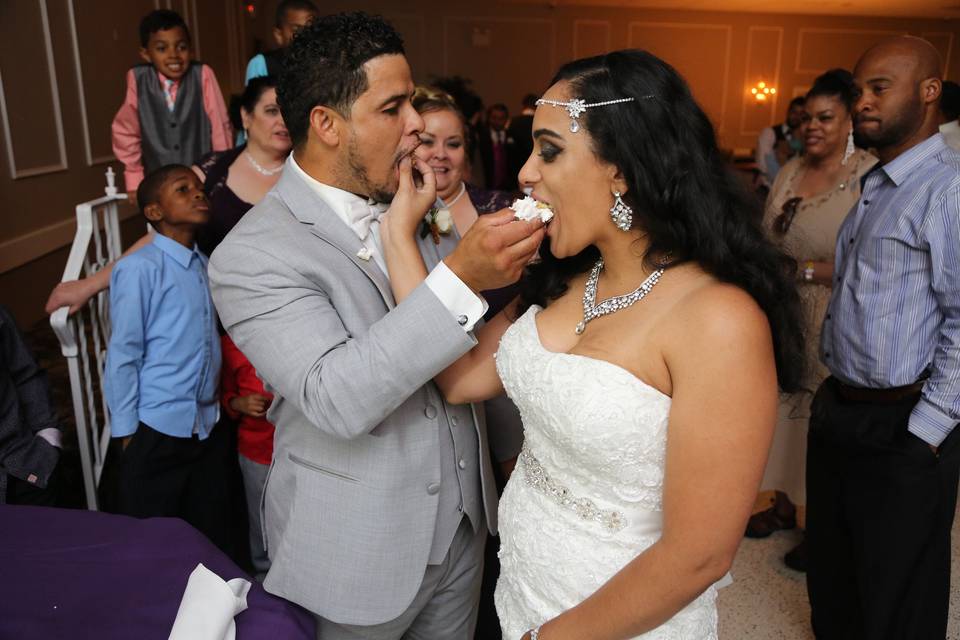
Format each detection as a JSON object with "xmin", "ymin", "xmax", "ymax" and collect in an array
[
  {"xmin": 276, "ymin": 1, "xmax": 958, "ymax": 151},
  {"xmin": 1, "ymin": 0, "xmax": 958, "ymax": 327},
  {"xmin": 0, "ymin": 0, "xmax": 248, "ymax": 326}
]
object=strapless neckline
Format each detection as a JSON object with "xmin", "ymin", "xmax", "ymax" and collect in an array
[{"xmin": 527, "ymin": 305, "xmax": 670, "ymax": 401}]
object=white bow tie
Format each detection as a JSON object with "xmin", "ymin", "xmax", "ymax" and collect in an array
[{"xmin": 345, "ymin": 199, "xmax": 388, "ymax": 241}]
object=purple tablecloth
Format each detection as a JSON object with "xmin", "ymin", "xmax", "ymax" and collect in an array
[{"xmin": 0, "ymin": 505, "xmax": 314, "ymax": 639}]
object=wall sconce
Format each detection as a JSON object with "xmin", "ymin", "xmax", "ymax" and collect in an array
[{"xmin": 750, "ymin": 81, "xmax": 776, "ymax": 102}]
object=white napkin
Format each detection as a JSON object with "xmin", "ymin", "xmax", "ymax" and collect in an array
[{"xmin": 168, "ymin": 563, "xmax": 251, "ymax": 640}]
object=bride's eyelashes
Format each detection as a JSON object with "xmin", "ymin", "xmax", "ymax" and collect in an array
[{"xmin": 538, "ymin": 142, "xmax": 562, "ymax": 163}]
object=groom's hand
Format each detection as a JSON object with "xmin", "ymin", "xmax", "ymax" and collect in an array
[
  {"xmin": 383, "ymin": 155, "xmax": 436, "ymax": 238},
  {"xmin": 444, "ymin": 208, "xmax": 545, "ymax": 292}
]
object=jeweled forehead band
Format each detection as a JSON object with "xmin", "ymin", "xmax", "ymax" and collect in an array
[{"xmin": 535, "ymin": 96, "xmax": 652, "ymax": 133}]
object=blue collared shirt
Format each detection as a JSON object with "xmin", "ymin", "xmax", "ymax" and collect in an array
[
  {"xmin": 822, "ymin": 133, "xmax": 960, "ymax": 446},
  {"xmin": 105, "ymin": 234, "xmax": 221, "ymax": 440}
]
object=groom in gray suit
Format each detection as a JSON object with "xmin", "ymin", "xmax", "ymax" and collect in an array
[{"xmin": 208, "ymin": 12, "xmax": 543, "ymax": 639}]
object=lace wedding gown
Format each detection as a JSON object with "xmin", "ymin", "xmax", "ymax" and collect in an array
[{"xmin": 494, "ymin": 306, "xmax": 721, "ymax": 639}]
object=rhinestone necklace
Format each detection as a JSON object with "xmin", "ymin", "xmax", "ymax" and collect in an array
[
  {"xmin": 244, "ymin": 151, "xmax": 284, "ymax": 176},
  {"xmin": 576, "ymin": 258, "xmax": 665, "ymax": 334}
]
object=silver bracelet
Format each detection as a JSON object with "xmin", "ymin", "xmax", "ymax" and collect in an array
[{"xmin": 528, "ymin": 625, "xmax": 542, "ymax": 640}]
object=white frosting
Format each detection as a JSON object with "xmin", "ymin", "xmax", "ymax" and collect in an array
[{"xmin": 511, "ymin": 197, "xmax": 554, "ymax": 223}]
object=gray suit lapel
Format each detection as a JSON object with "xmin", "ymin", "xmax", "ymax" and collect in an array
[
  {"xmin": 275, "ymin": 169, "xmax": 396, "ymax": 310},
  {"xmin": 420, "ymin": 222, "xmax": 461, "ymax": 267}
]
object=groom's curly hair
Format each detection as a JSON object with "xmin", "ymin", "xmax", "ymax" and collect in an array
[{"xmin": 278, "ymin": 12, "xmax": 405, "ymax": 147}]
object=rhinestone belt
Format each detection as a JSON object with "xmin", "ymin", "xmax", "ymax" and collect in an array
[{"xmin": 520, "ymin": 447, "xmax": 627, "ymax": 532}]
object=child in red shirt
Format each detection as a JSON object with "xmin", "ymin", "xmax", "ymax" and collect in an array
[{"xmin": 220, "ymin": 334, "xmax": 273, "ymax": 579}]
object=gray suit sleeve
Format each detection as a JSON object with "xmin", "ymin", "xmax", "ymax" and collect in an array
[{"xmin": 208, "ymin": 241, "xmax": 476, "ymax": 440}]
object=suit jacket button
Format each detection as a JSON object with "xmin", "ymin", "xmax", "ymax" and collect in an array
[
  {"xmin": 427, "ymin": 482, "xmax": 440, "ymax": 495},
  {"xmin": 457, "ymin": 314, "xmax": 468, "ymax": 326},
  {"xmin": 458, "ymin": 458, "xmax": 466, "ymax": 469},
  {"xmin": 424, "ymin": 405, "xmax": 437, "ymax": 419}
]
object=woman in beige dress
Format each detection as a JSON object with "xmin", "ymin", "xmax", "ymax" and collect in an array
[{"xmin": 746, "ymin": 69, "xmax": 877, "ymax": 569}]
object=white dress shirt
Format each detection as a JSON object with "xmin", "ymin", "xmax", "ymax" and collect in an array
[{"xmin": 288, "ymin": 155, "xmax": 487, "ymax": 331}]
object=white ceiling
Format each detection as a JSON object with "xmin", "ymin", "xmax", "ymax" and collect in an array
[{"xmin": 512, "ymin": 0, "xmax": 960, "ymax": 19}]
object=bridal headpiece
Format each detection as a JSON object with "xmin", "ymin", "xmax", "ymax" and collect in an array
[{"xmin": 535, "ymin": 95, "xmax": 652, "ymax": 133}]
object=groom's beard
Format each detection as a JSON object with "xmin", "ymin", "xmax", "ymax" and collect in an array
[{"xmin": 345, "ymin": 137, "xmax": 421, "ymax": 205}]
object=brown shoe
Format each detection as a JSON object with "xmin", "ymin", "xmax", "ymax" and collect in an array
[{"xmin": 745, "ymin": 504, "xmax": 797, "ymax": 538}]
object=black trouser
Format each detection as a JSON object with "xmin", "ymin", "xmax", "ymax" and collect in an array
[
  {"xmin": 117, "ymin": 421, "xmax": 236, "ymax": 558},
  {"xmin": 806, "ymin": 377, "xmax": 960, "ymax": 640}
]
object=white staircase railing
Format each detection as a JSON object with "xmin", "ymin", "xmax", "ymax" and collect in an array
[{"xmin": 50, "ymin": 168, "xmax": 127, "ymax": 510}]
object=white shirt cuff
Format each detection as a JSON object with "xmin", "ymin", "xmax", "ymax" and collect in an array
[
  {"xmin": 908, "ymin": 397, "xmax": 957, "ymax": 447},
  {"xmin": 36, "ymin": 428, "xmax": 62, "ymax": 449},
  {"xmin": 426, "ymin": 261, "xmax": 488, "ymax": 332}
]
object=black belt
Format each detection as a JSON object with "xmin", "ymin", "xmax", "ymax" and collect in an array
[{"xmin": 833, "ymin": 378, "xmax": 924, "ymax": 405}]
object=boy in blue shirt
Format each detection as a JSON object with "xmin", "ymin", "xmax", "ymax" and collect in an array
[{"xmin": 105, "ymin": 165, "xmax": 230, "ymax": 552}]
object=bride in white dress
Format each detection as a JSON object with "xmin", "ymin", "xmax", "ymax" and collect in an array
[{"xmin": 381, "ymin": 49, "xmax": 805, "ymax": 640}]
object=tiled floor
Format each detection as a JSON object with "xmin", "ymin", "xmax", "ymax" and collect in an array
[{"xmin": 719, "ymin": 518, "xmax": 960, "ymax": 638}]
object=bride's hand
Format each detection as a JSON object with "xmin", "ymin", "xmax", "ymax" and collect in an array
[{"xmin": 381, "ymin": 154, "xmax": 436, "ymax": 243}]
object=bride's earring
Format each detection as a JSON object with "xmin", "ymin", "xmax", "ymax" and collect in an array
[
  {"xmin": 841, "ymin": 128, "xmax": 855, "ymax": 166},
  {"xmin": 610, "ymin": 192, "xmax": 633, "ymax": 231}
]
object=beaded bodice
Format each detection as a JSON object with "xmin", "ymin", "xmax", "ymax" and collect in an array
[
  {"xmin": 497, "ymin": 306, "xmax": 672, "ymax": 516},
  {"xmin": 493, "ymin": 306, "xmax": 719, "ymax": 639}
]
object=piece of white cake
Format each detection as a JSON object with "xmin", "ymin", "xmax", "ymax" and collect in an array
[{"xmin": 511, "ymin": 196, "xmax": 554, "ymax": 223}]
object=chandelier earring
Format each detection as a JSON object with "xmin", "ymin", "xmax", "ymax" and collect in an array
[
  {"xmin": 841, "ymin": 127, "xmax": 855, "ymax": 166},
  {"xmin": 610, "ymin": 191, "xmax": 633, "ymax": 231}
]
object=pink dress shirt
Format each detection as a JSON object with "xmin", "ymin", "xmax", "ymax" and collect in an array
[{"xmin": 111, "ymin": 64, "xmax": 233, "ymax": 193}]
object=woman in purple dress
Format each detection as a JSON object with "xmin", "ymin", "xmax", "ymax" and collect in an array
[{"xmin": 194, "ymin": 75, "xmax": 291, "ymax": 255}]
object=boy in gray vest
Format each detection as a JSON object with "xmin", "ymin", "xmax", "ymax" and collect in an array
[{"xmin": 112, "ymin": 10, "xmax": 232, "ymax": 204}]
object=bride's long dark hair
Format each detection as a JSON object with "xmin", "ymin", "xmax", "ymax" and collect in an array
[{"xmin": 517, "ymin": 50, "xmax": 805, "ymax": 392}]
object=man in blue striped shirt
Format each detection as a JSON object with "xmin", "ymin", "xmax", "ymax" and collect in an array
[{"xmin": 808, "ymin": 36, "xmax": 960, "ymax": 639}]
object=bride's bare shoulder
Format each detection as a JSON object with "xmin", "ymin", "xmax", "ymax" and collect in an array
[{"xmin": 662, "ymin": 265, "xmax": 772, "ymax": 355}]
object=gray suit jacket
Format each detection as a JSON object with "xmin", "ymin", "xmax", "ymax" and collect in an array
[{"xmin": 208, "ymin": 167, "xmax": 500, "ymax": 624}]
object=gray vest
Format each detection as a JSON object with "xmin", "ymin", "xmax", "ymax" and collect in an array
[
  {"xmin": 421, "ymin": 228, "xmax": 484, "ymax": 564},
  {"xmin": 133, "ymin": 64, "xmax": 212, "ymax": 173}
]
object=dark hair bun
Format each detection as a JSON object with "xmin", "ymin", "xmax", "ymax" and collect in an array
[{"xmin": 806, "ymin": 68, "xmax": 858, "ymax": 112}]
